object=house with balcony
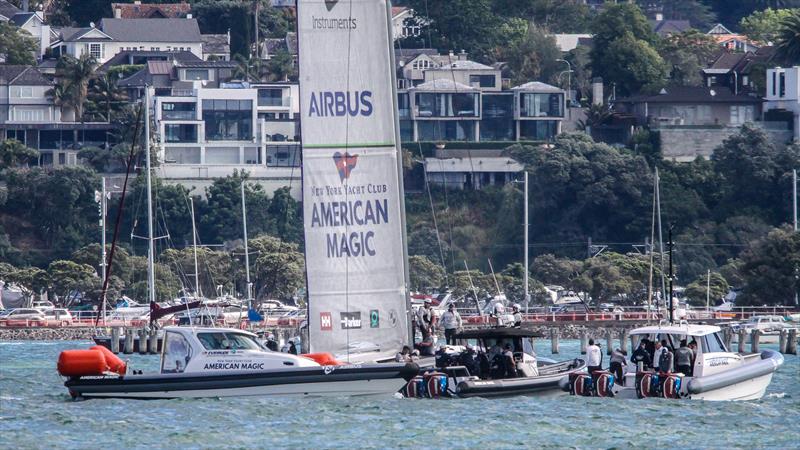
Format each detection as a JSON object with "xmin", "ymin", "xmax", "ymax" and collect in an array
[{"xmin": 0, "ymin": 65, "xmax": 115, "ymax": 166}]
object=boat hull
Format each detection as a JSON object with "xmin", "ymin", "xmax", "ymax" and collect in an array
[
  {"xmin": 65, "ymin": 363, "xmax": 418, "ymax": 399},
  {"xmin": 455, "ymin": 359, "xmax": 586, "ymax": 399}
]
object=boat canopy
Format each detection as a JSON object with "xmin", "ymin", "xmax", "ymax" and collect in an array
[{"xmin": 630, "ymin": 323, "xmax": 721, "ymax": 337}]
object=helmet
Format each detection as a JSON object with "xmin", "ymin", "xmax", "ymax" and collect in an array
[
  {"xmin": 424, "ymin": 298, "xmax": 432, "ymax": 305},
  {"xmin": 513, "ymin": 303, "xmax": 521, "ymax": 310}
]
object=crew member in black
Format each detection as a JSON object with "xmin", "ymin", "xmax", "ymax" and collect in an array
[{"xmin": 630, "ymin": 339, "xmax": 652, "ymax": 370}]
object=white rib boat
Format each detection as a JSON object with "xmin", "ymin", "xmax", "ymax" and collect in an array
[{"xmin": 566, "ymin": 323, "xmax": 784, "ymax": 401}]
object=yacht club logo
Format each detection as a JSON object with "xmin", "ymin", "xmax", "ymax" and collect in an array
[
  {"xmin": 333, "ymin": 152, "xmax": 358, "ymax": 182},
  {"xmin": 325, "ymin": 0, "xmax": 338, "ymax": 11}
]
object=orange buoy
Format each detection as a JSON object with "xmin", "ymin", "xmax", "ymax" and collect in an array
[
  {"xmin": 301, "ymin": 352, "xmax": 344, "ymax": 366},
  {"xmin": 90, "ymin": 345, "xmax": 127, "ymax": 375},
  {"xmin": 57, "ymin": 349, "xmax": 109, "ymax": 377}
]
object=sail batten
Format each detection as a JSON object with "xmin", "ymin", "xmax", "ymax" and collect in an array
[{"xmin": 298, "ymin": 0, "xmax": 410, "ymax": 360}]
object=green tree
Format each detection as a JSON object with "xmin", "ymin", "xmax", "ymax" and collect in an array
[
  {"xmin": 47, "ymin": 80, "xmax": 76, "ymax": 120},
  {"xmin": 128, "ymin": 258, "xmax": 182, "ymax": 302},
  {"xmin": 46, "ymin": 260, "xmax": 97, "ymax": 305},
  {"xmin": 71, "ymin": 244, "xmax": 135, "ymax": 286},
  {"xmin": 199, "ymin": 172, "xmax": 271, "ymax": 244},
  {"xmin": 234, "ymin": 54, "xmax": 266, "ymax": 82},
  {"xmin": 684, "ymin": 271, "xmax": 729, "ymax": 306},
  {"xmin": 602, "ymin": 33, "xmax": 668, "ymax": 96},
  {"xmin": 87, "ymin": 74, "xmax": 127, "ymax": 121},
  {"xmin": 738, "ymin": 226, "xmax": 800, "ymax": 306},
  {"xmin": 659, "ymin": 30, "xmax": 720, "ymax": 86},
  {"xmin": 711, "ymin": 124, "xmax": 800, "ymax": 224},
  {"xmin": 55, "ymin": 54, "xmax": 97, "ymax": 120},
  {"xmin": 0, "ymin": 139, "xmax": 39, "ymax": 169},
  {"xmin": 265, "ymin": 49, "xmax": 297, "ymax": 82},
  {"xmin": 565, "ymin": 44, "xmax": 592, "ymax": 103},
  {"xmin": 265, "ymin": 186, "xmax": 302, "ymax": 244},
  {"xmin": 246, "ymin": 235, "xmax": 305, "ymax": 301},
  {"xmin": 3, "ymin": 266, "xmax": 48, "ymax": 302},
  {"xmin": 741, "ymin": 8, "xmax": 798, "ymax": 43},
  {"xmin": 0, "ymin": 21, "xmax": 37, "ymax": 65},
  {"xmin": 775, "ymin": 10, "xmax": 800, "ymax": 64},
  {"xmin": 403, "ymin": 0, "xmax": 505, "ymax": 62},
  {"xmin": 502, "ymin": 22, "xmax": 563, "ymax": 85},
  {"xmin": 531, "ymin": 254, "xmax": 582, "ymax": 288},
  {"xmin": 493, "ymin": 0, "xmax": 592, "ymax": 33},
  {"xmin": 161, "ymin": 247, "xmax": 235, "ymax": 298},
  {"xmin": 409, "ymin": 255, "xmax": 446, "ymax": 291}
]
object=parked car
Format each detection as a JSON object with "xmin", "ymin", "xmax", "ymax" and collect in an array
[
  {"xmin": 0, "ymin": 308, "xmax": 46, "ymax": 325},
  {"xmin": 31, "ymin": 300, "xmax": 55, "ymax": 312},
  {"xmin": 44, "ymin": 308, "xmax": 73, "ymax": 326}
]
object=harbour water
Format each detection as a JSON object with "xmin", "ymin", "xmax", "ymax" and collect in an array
[{"xmin": 1, "ymin": 339, "xmax": 797, "ymax": 449}]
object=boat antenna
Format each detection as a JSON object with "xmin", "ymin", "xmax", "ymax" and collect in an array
[
  {"xmin": 487, "ymin": 259, "xmax": 502, "ymax": 298},
  {"xmin": 668, "ymin": 224, "xmax": 675, "ymax": 324},
  {"xmin": 464, "ymin": 261, "xmax": 482, "ymax": 316}
]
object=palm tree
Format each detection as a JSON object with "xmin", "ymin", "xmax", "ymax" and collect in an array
[
  {"xmin": 577, "ymin": 103, "xmax": 613, "ymax": 131},
  {"xmin": 46, "ymin": 80, "xmax": 76, "ymax": 121},
  {"xmin": 234, "ymin": 54, "xmax": 265, "ymax": 82},
  {"xmin": 89, "ymin": 74, "xmax": 126, "ymax": 121},
  {"xmin": 56, "ymin": 54, "xmax": 97, "ymax": 120},
  {"xmin": 775, "ymin": 11, "xmax": 800, "ymax": 64}
]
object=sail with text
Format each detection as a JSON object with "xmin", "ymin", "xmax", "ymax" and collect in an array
[{"xmin": 297, "ymin": 0, "xmax": 410, "ymax": 360}]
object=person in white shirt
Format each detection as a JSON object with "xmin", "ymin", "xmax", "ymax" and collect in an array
[
  {"xmin": 652, "ymin": 340, "xmax": 667, "ymax": 371},
  {"xmin": 586, "ymin": 338, "xmax": 602, "ymax": 374},
  {"xmin": 439, "ymin": 303, "xmax": 463, "ymax": 345}
]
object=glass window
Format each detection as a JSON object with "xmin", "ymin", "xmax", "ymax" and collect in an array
[
  {"xmin": 6, "ymin": 129, "xmax": 26, "ymax": 143},
  {"xmin": 162, "ymin": 102, "xmax": 196, "ymax": 120},
  {"xmin": 398, "ymin": 93, "xmax": 410, "ymax": 118},
  {"xmin": 418, "ymin": 120, "xmax": 475, "ymax": 141},
  {"xmin": 469, "ymin": 74, "xmax": 495, "ymax": 88},
  {"xmin": 161, "ymin": 331, "xmax": 192, "ymax": 373},
  {"xmin": 197, "ymin": 332, "xmax": 261, "ymax": 350},
  {"xmin": 520, "ymin": 93, "xmax": 564, "ymax": 117},
  {"xmin": 164, "ymin": 146, "xmax": 201, "ymax": 164},
  {"xmin": 89, "ymin": 43, "xmax": 102, "ymax": 59},
  {"xmin": 203, "ymin": 100, "xmax": 253, "ymax": 141},
  {"xmin": 400, "ymin": 119, "xmax": 413, "ymax": 142},
  {"xmin": 702, "ymin": 333, "xmax": 726, "ymax": 353},
  {"xmin": 186, "ymin": 69, "xmax": 209, "ymax": 80},
  {"xmin": 258, "ymin": 88, "xmax": 285, "ymax": 107},
  {"xmin": 481, "ymin": 94, "xmax": 514, "ymax": 141},
  {"xmin": 779, "ymin": 72, "xmax": 786, "ymax": 97},
  {"xmin": 519, "ymin": 120, "xmax": 558, "ymax": 140},
  {"xmin": 164, "ymin": 124, "xmax": 197, "ymax": 143},
  {"xmin": 266, "ymin": 144, "xmax": 301, "ymax": 167},
  {"xmin": 243, "ymin": 146, "xmax": 260, "ymax": 164},
  {"xmin": 416, "ymin": 93, "xmax": 478, "ymax": 118}
]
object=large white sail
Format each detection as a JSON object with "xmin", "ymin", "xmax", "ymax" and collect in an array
[{"xmin": 297, "ymin": 0, "xmax": 410, "ymax": 360}]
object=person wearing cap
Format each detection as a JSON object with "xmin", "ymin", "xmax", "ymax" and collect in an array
[
  {"xmin": 416, "ymin": 299, "xmax": 434, "ymax": 341},
  {"xmin": 265, "ymin": 333, "xmax": 279, "ymax": 351},
  {"xmin": 512, "ymin": 304, "xmax": 523, "ymax": 327},
  {"xmin": 439, "ymin": 303, "xmax": 463, "ymax": 345}
]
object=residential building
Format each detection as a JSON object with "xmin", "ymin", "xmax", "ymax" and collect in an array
[
  {"xmin": 0, "ymin": 65, "xmax": 115, "ymax": 166},
  {"xmin": 0, "ymin": 0, "xmax": 20, "ymax": 21},
  {"xmin": 261, "ymin": 32, "xmax": 297, "ymax": 63},
  {"xmin": 615, "ymin": 86, "xmax": 790, "ymax": 160},
  {"xmin": 51, "ymin": 18, "xmax": 204, "ymax": 65},
  {"xmin": 702, "ymin": 48, "xmax": 775, "ymax": 95},
  {"xmin": 9, "ymin": 11, "xmax": 52, "ymax": 58},
  {"xmin": 201, "ymin": 33, "xmax": 231, "ymax": 61},
  {"xmin": 424, "ymin": 152, "xmax": 524, "ymax": 190},
  {"xmin": 111, "ymin": 1, "xmax": 191, "ymax": 19},
  {"xmin": 707, "ymin": 23, "xmax": 761, "ymax": 52},
  {"xmin": 764, "ymin": 66, "xmax": 800, "ymax": 140},
  {"xmin": 391, "ymin": 6, "xmax": 423, "ymax": 41},
  {"xmin": 649, "ymin": 17, "xmax": 691, "ymax": 37}
]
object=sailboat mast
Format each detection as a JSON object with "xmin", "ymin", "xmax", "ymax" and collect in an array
[
  {"xmin": 190, "ymin": 197, "xmax": 201, "ymax": 298},
  {"xmin": 655, "ymin": 167, "xmax": 666, "ymax": 313},
  {"xmin": 144, "ymin": 85, "xmax": 156, "ymax": 306},
  {"xmin": 101, "ymin": 176, "xmax": 107, "ymax": 326},
  {"xmin": 523, "ymin": 171, "xmax": 529, "ymax": 312},
  {"xmin": 241, "ymin": 182, "xmax": 251, "ymax": 304}
]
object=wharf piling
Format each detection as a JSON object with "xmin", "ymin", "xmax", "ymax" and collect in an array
[
  {"xmin": 737, "ymin": 329, "xmax": 747, "ymax": 354},
  {"xmin": 550, "ymin": 328, "xmax": 559, "ymax": 354},
  {"xmin": 723, "ymin": 328, "xmax": 732, "ymax": 351},
  {"xmin": 138, "ymin": 328, "xmax": 148, "ymax": 354},
  {"xmin": 619, "ymin": 329, "xmax": 628, "ymax": 353},
  {"xmin": 579, "ymin": 329, "xmax": 587, "ymax": 354},
  {"xmin": 605, "ymin": 331, "xmax": 613, "ymax": 355},
  {"xmin": 750, "ymin": 329, "xmax": 760, "ymax": 354},
  {"xmin": 148, "ymin": 328, "xmax": 158, "ymax": 354},
  {"xmin": 779, "ymin": 330, "xmax": 788, "ymax": 354},
  {"xmin": 123, "ymin": 328, "xmax": 134, "ymax": 354},
  {"xmin": 787, "ymin": 329, "xmax": 798, "ymax": 355},
  {"xmin": 110, "ymin": 327, "xmax": 120, "ymax": 354}
]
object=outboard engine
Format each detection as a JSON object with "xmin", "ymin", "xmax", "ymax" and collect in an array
[
  {"xmin": 636, "ymin": 372, "xmax": 656, "ymax": 399},
  {"xmin": 661, "ymin": 374, "xmax": 683, "ymax": 399},
  {"xmin": 403, "ymin": 375, "xmax": 426, "ymax": 398},
  {"xmin": 592, "ymin": 371, "xmax": 615, "ymax": 398},
  {"xmin": 569, "ymin": 373, "xmax": 593, "ymax": 397},
  {"xmin": 424, "ymin": 372, "xmax": 449, "ymax": 398}
]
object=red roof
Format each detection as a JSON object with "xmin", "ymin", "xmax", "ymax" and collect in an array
[
  {"xmin": 392, "ymin": 6, "xmax": 408, "ymax": 17},
  {"xmin": 111, "ymin": 2, "xmax": 190, "ymax": 19}
]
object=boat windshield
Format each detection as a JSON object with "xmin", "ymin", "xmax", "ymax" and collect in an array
[
  {"xmin": 162, "ymin": 331, "xmax": 192, "ymax": 373},
  {"xmin": 701, "ymin": 332, "xmax": 727, "ymax": 353},
  {"xmin": 197, "ymin": 332, "xmax": 261, "ymax": 351}
]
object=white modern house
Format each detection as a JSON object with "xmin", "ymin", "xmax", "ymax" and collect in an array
[
  {"xmin": 9, "ymin": 11, "xmax": 53, "ymax": 59},
  {"xmin": 765, "ymin": 66, "xmax": 800, "ymax": 140},
  {"xmin": 51, "ymin": 18, "xmax": 204, "ymax": 65}
]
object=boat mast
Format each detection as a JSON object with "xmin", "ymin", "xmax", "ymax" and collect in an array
[
  {"xmin": 655, "ymin": 167, "xmax": 666, "ymax": 315},
  {"xmin": 706, "ymin": 269, "xmax": 711, "ymax": 315},
  {"xmin": 523, "ymin": 170, "xmax": 529, "ymax": 313},
  {"xmin": 241, "ymin": 181, "xmax": 252, "ymax": 306},
  {"xmin": 144, "ymin": 85, "xmax": 156, "ymax": 308},
  {"xmin": 190, "ymin": 197, "xmax": 201, "ymax": 299},
  {"xmin": 100, "ymin": 176, "xmax": 107, "ymax": 326},
  {"xmin": 668, "ymin": 226, "xmax": 674, "ymax": 324}
]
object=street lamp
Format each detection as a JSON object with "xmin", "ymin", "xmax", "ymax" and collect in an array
[{"xmin": 556, "ymin": 59, "xmax": 572, "ymax": 105}]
